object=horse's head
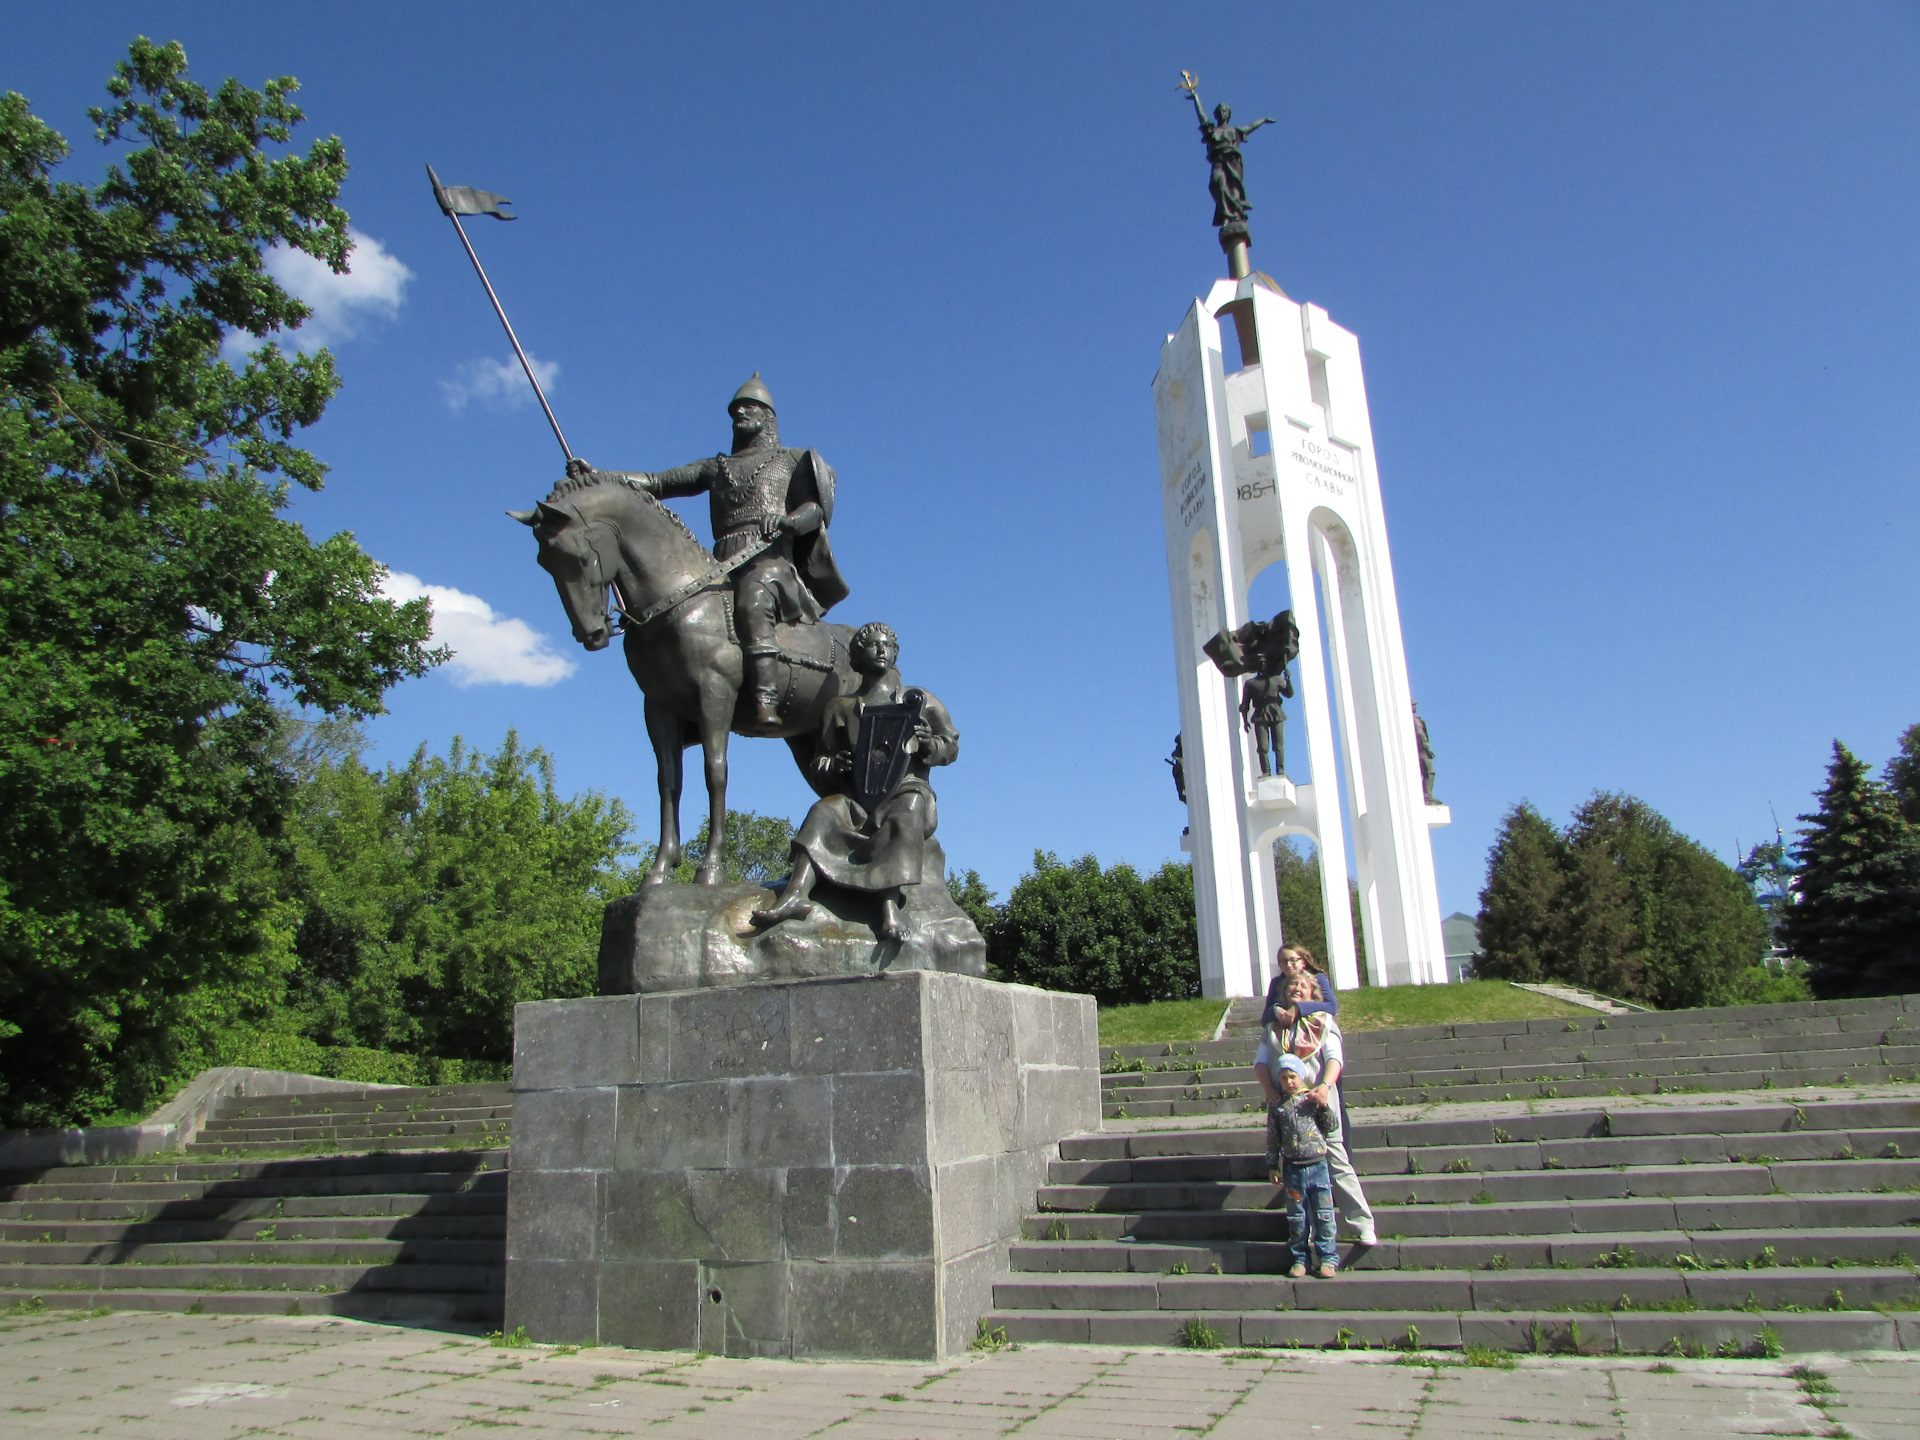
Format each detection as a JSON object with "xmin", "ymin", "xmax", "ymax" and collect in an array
[{"xmin": 510, "ymin": 499, "xmax": 621, "ymax": 651}]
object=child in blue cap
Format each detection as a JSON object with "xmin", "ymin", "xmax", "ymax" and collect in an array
[{"xmin": 1264, "ymin": 1053, "xmax": 1339, "ymax": 1278}]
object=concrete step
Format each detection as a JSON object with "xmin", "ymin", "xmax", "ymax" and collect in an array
[
  {"xmin": 1109, "ymin": 1067, "xmax": 1919, "ymax": 1117},
  {"xmin": 191, "ymin": 1113, "xmax": 514, "ymax": 1152},
  {"xmin": 1, "ymin": 1169, "xmax": 509, "ymax": 1206},
  {"xmin": 214, "ymin": 1084, "xmax": 514, "ymax": 1118},
  {"xmin": 197, "ymin": 1105, "xmax": 512, "ymax": 1134},
  {"xmin": 1010, "ymin": 1226, "xmax": 1920, "ymax": 1274},
  {"xmin": 1100, "ymin": 1032, "xmax": 1920, "ymax": 1090},
  {"xmin": 982, "ymin": 1305, "xmax": 1913, "ymax": 1355},
  {"xmin": 1, "ymin": 1148, "xmax": 509, "ymax": 1191},
  {"xmin": 1098, "ymin": 995, "xmax": 1919, "ymax": 1071},
  {"xmin": 0, "ymin": 1260, "xmax": 502, "ymax": 1293},
  {"xmin": 1020, "ymin": 1186, "xmax": 1920, "ymax": 1244},
  {"xmin": 0, "ymin": 1213, "xmax": 506, "ymax": 1244},
  {"xmin": 0, "ymin": 1285, "xmax": 503, "ymax": 1325},
  {"xmin": 1039, "ymin": 1155, "xmax": 1920, "ymax": 1214},
  {"xmin": 0, "ymin": 1237, "xmax": 504, "ymax": 1266},
  {"xmin": 1102, "ymin": 1045, "xmax": 1920, "ymax": 1098},
  {"xmin": 1049, "ymin": 1129, "xmax": 1920, "ymax": 1184},
  {"xmin": 183, "ymin": 1132, "xmax": 514, "ymax": 1156},
  {"xmin": 0, "ymin": 1189, "xmax": 507, "ymax": 1225},
  {"xmin": 990, "ymin": 1265, "xmax": 1920, "ymax": 1313}
]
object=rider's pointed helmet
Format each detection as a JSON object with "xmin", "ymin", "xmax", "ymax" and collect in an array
[{"xmin": 729, "ymin": 372, "xmax": 775, "ymax": 413}]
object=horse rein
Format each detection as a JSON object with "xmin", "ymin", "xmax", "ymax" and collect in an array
[{"xmin": 603, "ymin": 534, "xmax": 775, "ymax": 636}]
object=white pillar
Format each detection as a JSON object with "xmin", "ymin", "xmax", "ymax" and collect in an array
[{"xmin": 1154, "ymin": 275, "xmax": 1449, "ymax": 997}]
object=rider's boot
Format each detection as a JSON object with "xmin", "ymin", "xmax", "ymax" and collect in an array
[{"xmin": 747, "ymin": 650, "xmax": 783, "ymax": 729}]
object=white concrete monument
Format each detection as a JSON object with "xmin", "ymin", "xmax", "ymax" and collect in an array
[{"xmin": 1155, "ymin": 273, "xmax": 1450, "ymax": 998}]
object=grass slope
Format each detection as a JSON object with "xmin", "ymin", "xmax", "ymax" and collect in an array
[
  {"xmin": 1097, "ymin": 998, "xmax": 1231, "ymax": 1046},
  {"xmin": 1335, "ymin": 979, "xmax": 1592, "ymax": 1033},
  {"xmin": 1096, "ymin": 981, "xmax": 1591, "ymax": 1046}
]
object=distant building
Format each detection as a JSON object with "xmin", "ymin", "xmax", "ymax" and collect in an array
[{"xmin": 1441, "ymin": 912, "xmax": 1481, "ymax": 983}]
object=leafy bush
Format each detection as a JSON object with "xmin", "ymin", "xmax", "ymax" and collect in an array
[{"xmin": 987, "ymin": 852, "xmax": 1200, "ymax": 1006}]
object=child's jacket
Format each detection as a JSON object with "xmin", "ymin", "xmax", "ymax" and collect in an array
[{"xmin": 1265, "ymin": 1093, "xmax": 1335, "ymax": 1169}]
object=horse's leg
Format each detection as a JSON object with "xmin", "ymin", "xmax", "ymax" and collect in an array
[
  {"xmin": 692, "ymin": 685, "xmax": 732, "ymax": 886},
  {"xmin": 643, "ymin": 696, "xmax": 684, "ymax": 886}
]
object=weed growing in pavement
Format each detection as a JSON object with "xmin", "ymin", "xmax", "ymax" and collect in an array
[
  {"xmin": 1648, "ymin": 1361, "xmax": 1677, "ymax": 1373},
  {"xmin": 970, "ymin": 1319, "xmax": 1016, "ymax": 1353},
  {"xmin": 1044, "ymin": 1218, "xmax": 1068, "ymax": 1242},
  {"xmin": 1179, "ymin": 1316, "xmax": 1223, "ymax": 1349},
  {"xmin": 488, "ymin": 1327, "xmax": 533, "ymax": 1349},
  {"xmin": 1443, "ymin": 1158, "xmax": 1474, "ymax": 1174},
  {"xmin": 1471, "ymin": 1190, "xmax": 1496, "ymax": 1205},
  {"xmin": 1166, "ymin": 1261, "xmax": 1190, "ymax": 1276},
  {"xmin": 1462, "ymin": 1345, "xmax": 1516, "ymax": 1369},
  {"xmin": 1492, "ymin": 1127, "xmax": 1516, "ymax": 1144}
]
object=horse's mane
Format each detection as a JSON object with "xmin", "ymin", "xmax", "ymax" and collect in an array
[{"xmin": 542, "ymin": 475, "xmax": 706, "ymax": 553}]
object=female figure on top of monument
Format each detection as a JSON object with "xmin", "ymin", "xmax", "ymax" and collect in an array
[
  {"xmin": 752, "ymin": 623, "xmax": 959, "ymax": 942},
  {"xmin": 558, "ymin": 374, "xmax": 849, "ymax": 729}
]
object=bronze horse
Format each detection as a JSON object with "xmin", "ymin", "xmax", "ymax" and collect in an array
[{"xmin": 512, "ymin": 478, "xmax": 856, "ymax": 885}]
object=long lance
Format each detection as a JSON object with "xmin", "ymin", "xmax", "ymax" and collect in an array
[{"xmin": 426, "ymin": 164, "xmax": 572, "ymax": 462}]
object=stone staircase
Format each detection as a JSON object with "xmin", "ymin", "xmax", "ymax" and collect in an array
[
  {"xmin": 1102, "ymin": 994, "xmax": 1920, "ymax": 1121},
  {"xmin": 988, "ymin": 994, "xmax": 1920, "ymax": 1353},
  {"xmin": 0, "ymin": 1083, "xmax": 512, "ymax": 1325}
]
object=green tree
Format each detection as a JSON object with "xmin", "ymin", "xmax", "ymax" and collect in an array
[
  {"xmin": 1885, "ymin": 723, "xmax": 1920, "ymax": 826},
  {"xmin": 1567, "ymin": 794, "xmax": 1766, "ymax": 1009},
  {"xmin": 946, "ymin": 868, "xmax": 1000, "ymax": 941},
  {"xmin": 0, "ymin": 42, "xmax": 438, "ymax": 1126},
  {"xmin": 284, "ymin": 731, "xmax": 633, "ymax": 1063},
  {"xmin": 1781, "ymin": 742, "xmax": 1920, "ymax": 999},
  {"xmin": 1476, "ymin": 795, "xmax": 1766, "ymax": 1008},
  {"xmin": 640, "ymin": 810, "xmax": 795, "ymax": 886},
  {"xmin": 988, "ymin": 851, "xmax": 1200, "ymax": 1006},
  {"xmin": 1474, "ymin": 803, "xmax": 1571, "ymax": 984},
  {"xmin": 1273, "ymin": 838, "xmax": 1368, "ymax": 980}
]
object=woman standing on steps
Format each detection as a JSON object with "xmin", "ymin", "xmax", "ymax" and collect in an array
[{"xmin": 1254, "ymin": 947, "xmax": 1376, "ymax": 1250}]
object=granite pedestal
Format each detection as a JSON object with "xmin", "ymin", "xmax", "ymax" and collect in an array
[{"xmin": 505, "ymin": 970, "xmax": 1099, "ymax": 1359}]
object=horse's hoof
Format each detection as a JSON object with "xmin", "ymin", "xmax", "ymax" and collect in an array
[
  {"xmin": 695, "ymin": 868, "xmax": 722, "ymax": 887},
  {"xmin": 641, "ymin": 867, "xmax": 671, "ymax": 888}
]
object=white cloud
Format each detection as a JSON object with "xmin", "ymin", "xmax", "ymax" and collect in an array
[
  {"xmin": 262, "ymin": 229, "xmax": 412, "ymax": 351},
  {"xmin": 441, "ymin": 353, "xmax": 560, "ymax": 411},
  {"xmin": 381, "ymin": 570, "xmax": 577, "ymax": 688}
]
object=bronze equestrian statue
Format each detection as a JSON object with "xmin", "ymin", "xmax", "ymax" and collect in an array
[
  {"xmin": 556, "ymin": 374, "xmax": 848, "ymax": 729},
  {"xmin": 512, "ymin": 376, "xmax": 858, "ymax": 886}
]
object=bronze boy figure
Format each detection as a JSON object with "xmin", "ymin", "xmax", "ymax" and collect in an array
[{"xmin": 753, "ymin": 623, "xmax": 959, "ymax": 941}]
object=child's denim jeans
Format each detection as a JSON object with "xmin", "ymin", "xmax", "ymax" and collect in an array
[{"xmin": 1283, "ymin": 1156, "xmax": 1338, "ymax": 1270}]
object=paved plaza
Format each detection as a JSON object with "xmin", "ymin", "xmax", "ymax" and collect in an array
[{"xmin": 2, "ymin": 1307, "xmax": 1915, "ymax": 1439}]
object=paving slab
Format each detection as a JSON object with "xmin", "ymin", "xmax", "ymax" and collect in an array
[{"xmin": 6, "ymin": 1309, "xmax": 1919, "ymax": 1437}]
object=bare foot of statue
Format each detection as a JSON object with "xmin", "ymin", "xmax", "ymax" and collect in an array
[
  {"xmin": 753, "ymin": 892, "xmax": 813, "ymax": 925},
  {"xmin": 878, "ymin": 894, "xmax": 905, "ymax": 942},
  {"xmin": 753, "ymin": 854, "xmax": 816, "ymax": 926}
]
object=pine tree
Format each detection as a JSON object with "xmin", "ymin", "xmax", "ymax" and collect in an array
[
  {"xmin": 1565, "ymin": 793, "xmax": 1765, "ymax": 1009},
  {"xmin": 1782, "ymin": 742, "xmax": 1920, "ymax": 999},
  {"xmin": 1885, "ymin": 723, "xmax": 1920, "ymax": 826},
  {"xmin": 1474, "ymin": 803, "xmax": 1570, "ymax": 983}
]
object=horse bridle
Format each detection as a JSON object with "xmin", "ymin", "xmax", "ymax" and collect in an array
[{"xmin": 582, "ymin": 515, "xmax": 773, "ymax": 638}]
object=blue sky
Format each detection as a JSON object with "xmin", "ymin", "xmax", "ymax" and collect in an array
[{"xmin": 9, "ymin": 3, "xmax": 1919, "ymax": 920}]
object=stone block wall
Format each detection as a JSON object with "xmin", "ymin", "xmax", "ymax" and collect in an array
[{"xmin": 505, "ymin": 970, "xmax": 1099, "ymax": 1359}]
